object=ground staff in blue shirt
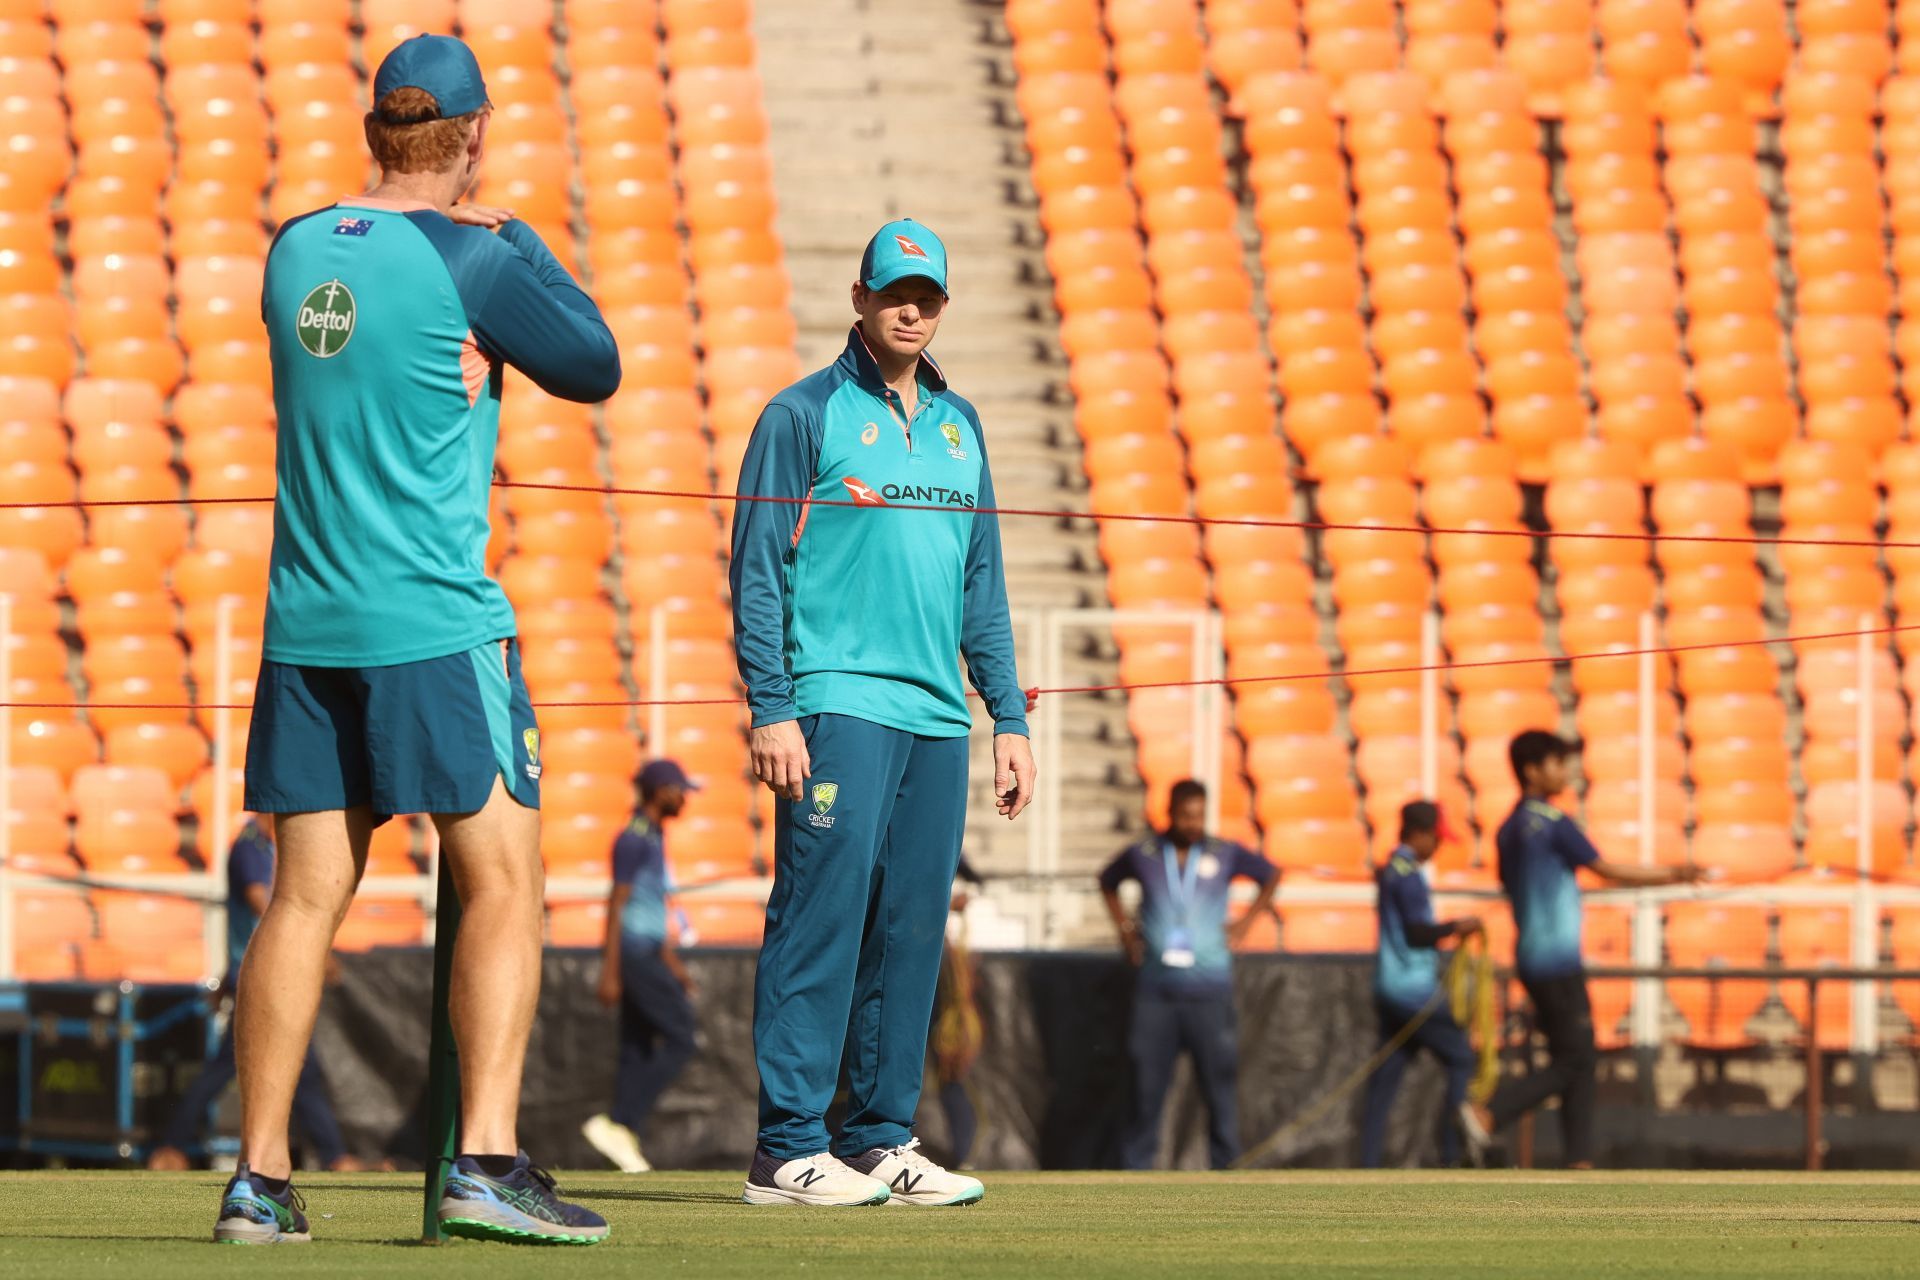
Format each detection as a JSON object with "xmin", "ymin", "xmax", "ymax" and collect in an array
[
  {"xmin": 731, "ymin": 221, "xmax": 1034, "ymax": 1207},
  {"xmin": 1359, "ymin": 801, "xmax": 1483, "ymax": 1167},
  {"xmin": 149, "ymin": 819, "xmax": 352, "ymax": 1172},
  {"xmin": 1461, "ymin": 731, "xmax": 1701, "ymax": 1168},
  {"xmin": 1099, "ymin": 779, "xmax": 1280, "ymax": 1170},
  {"xmin": 581, "ymin": 760, "xmax": 700, "ymax": 1175}
]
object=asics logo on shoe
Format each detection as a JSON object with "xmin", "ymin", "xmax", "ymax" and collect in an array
[
  {"xmin": 890, "ymin": 1170, "xmax": 924, "ymax": 1196},
  {"xmin": 221, "ymin": 1196, "xmax": 275, "ymax": 1226},
  {"xmin": 794, "ymin": 1167, "xmax": 825, "ymax": 1189}
]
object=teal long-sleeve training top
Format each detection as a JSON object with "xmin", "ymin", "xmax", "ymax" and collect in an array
[
  {"xmin": 260, "ymin": 201, "xmax": 619, "ymax": 667},
  {"xmin": 729, "ymin": 327, "xmax": 1028, "ymax": 739}
]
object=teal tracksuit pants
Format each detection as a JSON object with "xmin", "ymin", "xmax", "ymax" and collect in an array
[{"xmin": 753, "ymin": 712, "xmax": 969, "ymax": 1159}]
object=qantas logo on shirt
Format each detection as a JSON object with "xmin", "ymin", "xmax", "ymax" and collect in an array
[
  {"xmin": 842, "ymin": 476, "xmax": 887, "ymax": 506},
  {"xmin": 880, "ymin": 483, "xmax": 976, "ymax": 508},
  {"xmin": 895, "ymin": 234, "xmax": 928, "ymax": 258}
]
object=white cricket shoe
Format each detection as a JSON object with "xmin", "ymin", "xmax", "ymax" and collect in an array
[
  {"xmin": 845, "ymin": 1138, "xmax": 984, "ymax": 1207},
  {"xmin": 1457, "ymin": 1101, "xmax": 1493, "ymax": 1167},
  {"xmin": 741, "ymin": 1150, "xmax": 891, "ymax": 1206},
  {"xmin": 581, "ymin": 1113, "xmax": 651, "ymax": 1173}
]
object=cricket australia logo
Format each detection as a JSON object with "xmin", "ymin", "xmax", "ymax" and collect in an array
[
  {"xmin": 941, "ymin": 421, "xmax": 967, "ymax": 460},
  {"xmin": 522, "ymin": 727, "xmax": 542, "ymax": 781},
  {"xmin": 808, "ymin": 781, "xmax": 839, "ymax": 829},
  {"xmin": 296, "ymin": 279, "xmax": 356, "ymax": 358}
]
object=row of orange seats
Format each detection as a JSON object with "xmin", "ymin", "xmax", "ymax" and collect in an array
[
  {"xmin": 16, "ymin": 882, "xmax": 768, "ymax": 982},
  {"xmin": 1009, "ymin": 0, "xmax": 1887, "ymax": 117}
]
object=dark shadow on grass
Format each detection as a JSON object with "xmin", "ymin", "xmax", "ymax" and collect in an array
[
  {"xmin": 578, "ymin": 1188, "xmax": 742, "ymax": 1205},
  {"xmin": 11, "ymin": 1234, "xmax": 213, "ymax": 1243}
]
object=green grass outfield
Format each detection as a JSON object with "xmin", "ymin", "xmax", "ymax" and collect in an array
[{"xmin": 1, "ymin": 1170, "xmax": 1916, "ymax": 1278}]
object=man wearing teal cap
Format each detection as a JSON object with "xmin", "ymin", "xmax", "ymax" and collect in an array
[
  {"xmin": 219, "ymin": 32, "xmax": 616, "ymax": 1244},
  {"xmin": 731, "ymin": 218, "xmax": 1035, "ymax": 1206}
]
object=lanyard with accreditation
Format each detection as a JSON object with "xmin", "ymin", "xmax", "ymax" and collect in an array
[{"xmin": 1159, "ymin": 841, "xmax": 1203, "ymax": 969}]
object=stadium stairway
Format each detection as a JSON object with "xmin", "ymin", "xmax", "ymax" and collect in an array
[{"xmin": 753, "ymin": 0, "xmax": 1148, "ymax": 903}]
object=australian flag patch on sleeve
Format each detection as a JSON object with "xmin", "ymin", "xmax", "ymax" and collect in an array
[{"xmin": 333, "ymin": 217, "xmax": 375, "ymax": 237}]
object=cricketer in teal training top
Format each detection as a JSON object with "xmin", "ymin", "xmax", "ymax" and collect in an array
[
  {"xmin": 224, "ymin": 33, "xmax": 615, "ymax": 1246},
  {"xmin": 731, "ymin": 219, "xmax": 1035, "ymax": 1208}
]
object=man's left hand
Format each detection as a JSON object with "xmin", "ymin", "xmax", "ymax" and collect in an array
[
  {"xmin": 449, "ymin": 203, "xmax": 515, "ymax": 229},
  {"xmin": 993, "ymin": 732, "xmax": 1035, "ymax": 820},
  {"xmin": 1226, "ymin": 913, "xmax": 1259, "ymax": 947}
]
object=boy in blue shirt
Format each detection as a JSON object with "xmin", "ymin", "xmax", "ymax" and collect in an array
[
  {"xmin": 1099, "ymin": 779, "xmax": 1280, "ymax": 1170},
  {"xmin": 581, "ymin": 760, "xmax": 699, "ymax": 1173},
  {"xmin": 1461, "ymin": 731, "xmax": 1700, "ymax": 1168},
  {"xmin": 1359, "ymin": 801, "xmax": 1483, "ymax": 1167}
]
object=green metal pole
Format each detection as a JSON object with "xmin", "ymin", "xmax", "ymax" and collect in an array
[{"xmin": 421, "ymin": 855, "xmax": 462, "ymax": 1243}]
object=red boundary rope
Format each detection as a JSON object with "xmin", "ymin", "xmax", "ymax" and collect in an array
[
  {"xmin": 2, "ymin": 478, "xmax": 1917, "ymax": 551},
  {"xmin": 6, "ymin": 621, "xmax": 1914, "ymax": 712},
  {"xmin": 1, "ymin": 479, "xmax": 1914, "ymax": 712}
]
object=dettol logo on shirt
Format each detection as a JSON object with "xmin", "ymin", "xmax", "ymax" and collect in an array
[{"xmin": 296, "ymin": 279, "xmax": 356, "ymax": 358}]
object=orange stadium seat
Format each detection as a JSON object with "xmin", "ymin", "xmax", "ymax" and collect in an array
[{"xmin": 1666, "ymin": 902, "xmax": 1768, "ymax": 1048}]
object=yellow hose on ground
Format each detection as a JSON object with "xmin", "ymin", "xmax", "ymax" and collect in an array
[
  {"xmin": 1447, "ymin": 930, "xmax": 1501, "ymax": 1105},
  {"xmin": 1231, "ymin": 940, "xmax": 1495, "ymax": 1169}
]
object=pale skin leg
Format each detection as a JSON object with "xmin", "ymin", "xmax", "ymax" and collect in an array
[
  {"xmin": 235, "ymin": 806, "xmax": 373, "ymax": 1180},
  {"xmin": 435, "ymin": 775, "xmax": 544, "ymax": 1156},
  {"xmin": 234, "ymin": 777, "xmax": 541, "ymax": 1175}
]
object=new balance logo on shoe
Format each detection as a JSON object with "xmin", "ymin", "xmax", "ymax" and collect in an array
[
  {"xmin": 794, "ymin": 1167, "xmax": 825, "ymax": 1189},
  {"xmin": 890, "ymin": 1170, "xmax": 924, "ymax": 1196}
]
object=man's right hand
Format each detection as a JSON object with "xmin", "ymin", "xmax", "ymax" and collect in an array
[
  {"xmin": 595, "ymin": 966, "xmax": 621, "ymax": 1009},
  {"xmin": 750, "ymin": 719, "xmax": 811, "ymax": 801},
  {"xmin": 1122, "ymin": 930, "xmax": 1145, "ymax": 968},
  {"xmin": 1454, "ymin": 915, "xmax": 1485, "ymax": 938}
]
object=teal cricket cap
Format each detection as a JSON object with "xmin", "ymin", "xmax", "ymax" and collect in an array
[
  {"xmin": 373, "ymin": 34, "xmax": 490, "ymax": 119},
  {"xmin": 860, "ymin": 218, "xmax": 949, "ymax": 295}
]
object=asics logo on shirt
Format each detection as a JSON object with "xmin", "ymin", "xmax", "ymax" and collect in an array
[{"xmin": 842, "ymin": 477, "xmax": 888, "ymax": 506}]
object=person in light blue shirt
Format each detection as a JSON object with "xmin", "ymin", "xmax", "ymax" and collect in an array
[
  {"xmin": 582, "ymin": 761, "xmax": 700, "ymax": 1174},
  {"xmin": 731, "ymin": 220, "xmax": 1035, "ymax": 1208},
  {"xmin": 1359, "ymin": 801, "xmax": 1482, "ymax": 1167},
  {"xmin": 1461, "ymin": 731, "xmax": 1700, "ymax": 1170},
  {"xmin": 1099, "ymin": 779, "xmax": 1280, "ymax": 1170}
]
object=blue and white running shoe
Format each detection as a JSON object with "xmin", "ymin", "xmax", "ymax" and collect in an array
[
  {"xmin": 437, "ymin": 1151, "xmax": 610, "ymax": 1244},
  {"xmin": 213, "ymin": 1163, "xmax": 312, "ymax": 1244}
]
